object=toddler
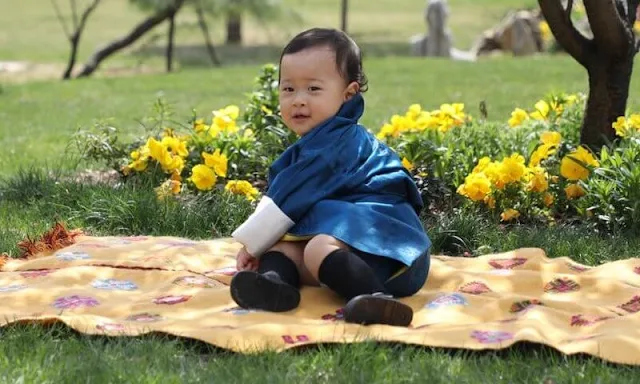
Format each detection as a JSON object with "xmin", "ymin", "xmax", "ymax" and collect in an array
[{"xmin": 230, "ymin": 27, "xmax": 431, "ymax": 327}]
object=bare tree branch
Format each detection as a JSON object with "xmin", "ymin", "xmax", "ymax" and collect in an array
[
  {"xmin": 538, "ymin": 0, "xmax": 591, "ymax": 67},
  {"xmin": 583, "ymin": 0, "xmax": 629, "ymax": 56},
  {"xmin": 70, "ymin": 0, "xmax": 78, "ymax": 29},
  {"xmin": 62, "ymin": 0, "xmax": 101, "ymax": 79},
  {"xmin": 77, "ymin": 0, "xmax": 186, "ymax": 78},
  {"xmin": 50, "ymin": 0, "xmax": 71, "ymax": 39},
  {"xmin": 195, "ymin": 0, "xmax": 221, "ymax": 66}
]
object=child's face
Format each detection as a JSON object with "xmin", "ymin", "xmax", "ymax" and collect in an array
[{"xmin": 279, "ymin": 46, "xmax": 358, "ymax": 136}]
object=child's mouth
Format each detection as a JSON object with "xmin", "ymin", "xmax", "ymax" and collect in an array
[{"xmin": 292, "ymin": 114, "xmax": 310, "ymax": 121}]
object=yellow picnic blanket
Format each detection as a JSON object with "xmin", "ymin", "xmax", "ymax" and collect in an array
[{"xmin": 2, "ymin": 233, "xmax": 640, "ymax": 366}]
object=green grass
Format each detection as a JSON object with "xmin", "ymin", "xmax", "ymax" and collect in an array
[
  {"xmin": 2, "ymin": 323, "xmax": 639, "ymax": 383},
  {"xmin": 1, "ymin": 0, "xmax": 536, "ymax": 70},
  {"xmin": 3, "ymin": 0, "xmax": 640, "ymax": 380},
  {"xmin": 3, "ymin": 54, "xmax": 640, "ymax": 176}
]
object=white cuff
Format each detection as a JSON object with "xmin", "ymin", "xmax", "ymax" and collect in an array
[{"xmin": 231, "ymin": 196, "xmax": 295, "ymax": 258}]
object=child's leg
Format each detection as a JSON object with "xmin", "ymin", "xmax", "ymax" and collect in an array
[
  {"xmin": 303, "ymin": 235, "xmax": 412, "ymax": 326},
  {"xmin": 230, "ymin": 241, "xmax": 307, "ymax": 312}
]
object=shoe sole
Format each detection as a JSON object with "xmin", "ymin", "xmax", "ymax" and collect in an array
[
  {"xmin": 230, "ymin": 271, "xmax": 300, "ymax": 312},
  {"xmin": 343, "ymin": 295, "xmax": 413, "ymax": 327}
]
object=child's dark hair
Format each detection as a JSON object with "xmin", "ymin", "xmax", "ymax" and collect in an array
[{"xmin": 279, "ymin": 28, "xmax": 368, "ymax": 93}]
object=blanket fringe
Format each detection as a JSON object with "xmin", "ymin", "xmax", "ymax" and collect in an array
[{"xmin": 12, "ymin": 222, "xmax": 84, "ymax": 261}]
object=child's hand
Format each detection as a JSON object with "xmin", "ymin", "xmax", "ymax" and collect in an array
[{"xmin": 236, "ymin": 247, "xmax": 258, "ymax": 271}]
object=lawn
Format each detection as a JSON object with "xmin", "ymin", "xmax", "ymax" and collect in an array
[{"xmin": 2, "ymin": 0, "xmax": 640, "ymax": 382}]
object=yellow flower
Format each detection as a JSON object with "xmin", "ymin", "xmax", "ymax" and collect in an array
[
  {"xmin": 508, "ymin": 108, "xmax": 529, "ymax": 128},
  {"xmin": 526, "ymin": 166, "xmax": 549, "ymax": 193},
  {"xmin": 500, "ymin": 154, "xmax": 527, "ymax": 184},
  {"xmin": 530, "ymin": 100, "xmax": 550, "ymax": 120},
  {"xmin": 402, "ymin": 157, "xmax": 414, "ymax": 172},
  {"xmin": 635, "ymin": 20, "xmax": 640, "ymax": 33},
  {"xmin": 457, "ymin": 173, "xmax": 492, "ymax": 201},
  {"xmin": 500, "ymin": 209, "xmax": 520, "ymax": 222},
  {"xmin": 155, "ymin": 179, "xmax": 182, "ymax": 200},
  {"xmin": 190, "ymin": 164, "xmax": 217, "ymax": 191},
  {"xmin": 406, "ymin": 104, "xmax": 422, "ymax": 120},
  {"xmin": 212, "ymin": 105, "xmax": 240, "ymax": 134},
  {"xmin": 161, "ymin": 136, "xmax": 189, "ymax": 157},
  {"xmin": 612, "ymin": 116, "xmax": 629, "ymax": 137},
  {"xmin": 540, "ymin": 131, "xmax": 561, "ymax": 146},
  {"xmin": 472, "ymin": 157, "xmax": 493, "ymax": 174},
  {"xmin": 560, "ymin": 146, "xmax": 599, "ymax": 181},
  {"xmin": 260, "ymin": 105, "xmax": 273, "ymax": 115},
  {"xmin": 193, "ymin": 119, "xmax": 208, "ymax": 133},
  {"xmin": 529, "ymin": 143, "xmax": 556, "ymax": 167},
  {"xmin": 225, "ymin": 180, "xmax": 259, "ymax": 201},
  {"xmin": 484, "ymin": 195, "xmax": 496, "ymax": 209},
  {"xmin": 565, "ymin": 183, "xmax": 585, "ymax": 199},
  {"xmin": 543, "ymin": 192, "xmax": 554, "ymax": 207},
  {"xmin": 202, "ymin": 149, "xmax": 228, "ymax": 177}
]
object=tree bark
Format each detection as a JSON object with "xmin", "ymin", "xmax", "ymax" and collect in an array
[
  {"xmin": 166, "ymin": 12, "xmax": 176, "ymax": 72},
  {"xmin": 76, "ymin": 0, "xmax": 185, "ymax": 78},
  {"xmin": 226, "ymin": 9, "xmax": 242, "ymax": 45},
  {"xmin": 539, "ymin": 0, "xmax": 638, "ymax": 151}
]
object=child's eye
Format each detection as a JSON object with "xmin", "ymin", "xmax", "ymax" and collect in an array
[
  {"xmin": 282, "ymin": 87, "xmax": 294, "ymax": 92},
  {"xmin": 309, "ymin": 86, "xmax": 321, "ymax": 92}
]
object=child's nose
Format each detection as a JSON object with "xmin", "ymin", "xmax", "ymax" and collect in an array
[{"xmin": 293, "ymin": 93, "xmax": 306, "ymax": 106}]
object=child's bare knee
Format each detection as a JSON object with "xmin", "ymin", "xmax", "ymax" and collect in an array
[
  {"xmin": 303, "ymin": 235, "xmax": 346, "ymax": 261},
  {"xmin": 268, "ymin": 241, "xmax": 305, "ymax": 262}
]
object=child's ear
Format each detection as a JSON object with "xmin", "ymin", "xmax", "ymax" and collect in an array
[{"xmin": 344, "ymin": 81, "xmax": 360, "ymax": 101}]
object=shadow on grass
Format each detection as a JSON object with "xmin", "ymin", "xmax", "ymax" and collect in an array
[{"xmin": 130, "ymin": 41, "xmax": 416, "ymax": 68}]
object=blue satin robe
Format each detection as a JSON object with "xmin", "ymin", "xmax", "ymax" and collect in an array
[{"xmin": 264, "ymin": 93, "xmax": 431, "ymax": 266}]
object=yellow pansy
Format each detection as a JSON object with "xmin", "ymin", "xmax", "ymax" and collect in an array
[
  {"xmin": 526, "ymin": 166, "xmax": 549, "ymax": 193},
  {"xmin": 530, "ymin": 100, "xmax": 550, "ymax": 120},
  {"xmin": 457, "ymin": 173, "xmax": 491, "ymax": 201},
  {"xmin": 560, "ymin": 146, "xmax": 599, "ymax": 181},
  {"xmin": 543, "ymin": 192, "xmax": 554, "ymax": 207},
  {"xmin": 565, "ymin": 183, "xmax": 585, "ymax": 199},
  {"xmin": 540, "ymin": 131, "xmax": 561, "ymax": 146},
  {"xmin": 500, "ymin": 209, "xmax": 520, "ymax": 222},
  {"xmin": 225, "ymin": 180, "xmax": 259, "ymax": 201},
  {"xmin": 202, "ymin": 149, "xmax": 228, "ymax": 178},
  {"xmin": 189, "ymin": 164, "xmax": 217, "ymax": 191},
  {"xmin": 193, "ymin": 119, "xmax": 208, "ymax": 133},
  {"xmin": 508, "ymin": 108, "xmax": 529, "ymax": 128},
  {"xmin": 500, "ymin": 154, "xmax": 527, "ymax": 184}
]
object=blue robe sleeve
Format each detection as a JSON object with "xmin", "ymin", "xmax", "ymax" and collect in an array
[{"xmin": 232, "ymin": 145, "xmax": 356, "ymax": 258}]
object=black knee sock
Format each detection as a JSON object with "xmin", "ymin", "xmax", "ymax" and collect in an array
[
  {"xmin": 317, "ymin": 249, "xmax": 388, "ymax": 301},
  {"xmin": 257, "ymin": 251, "xmax": 300, "ymax": 288}
]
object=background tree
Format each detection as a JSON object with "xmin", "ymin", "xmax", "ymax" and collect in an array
[
  {"xmin": 539, "ymin": 0, "xmax": 639, "ymax": 151},
  {"xmin": 76, "ymin": 0, "xmax": 186, "ymax": 78},
  {"xmin": 341, "ymin": 0, "xmax": 348, "ymax": 33},
  {"xmin": 50, "ymin": 0, "xmax": 102, "ymax": 79}
]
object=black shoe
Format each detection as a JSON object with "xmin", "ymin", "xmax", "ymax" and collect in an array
[
  {"xmin": 230, "ymin": 271, "xmax": 300, "ymax": 312},
  {"xmin": 343, "ymin": 292, "xmax": 413, "ymax": 327}
]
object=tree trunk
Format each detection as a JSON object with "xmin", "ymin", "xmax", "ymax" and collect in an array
[
  {"xmin": 341, "ymin": 0, "xmax": 348, "ymax": 32},
  {"xmin": 582, "ymin": 53, "xmax": 634, "ymax": 148},
  {"xmin": 76, "ymin": 0, "xmax": 185, "ymax": 78},
  {"xmin": 226, "ymin": 11, "xmax": 242, "ymax": 45},
  {"xmin": 538, "ymin": 0, "xmax": 639, "ymax": 151},
  {"xmin": 166, "ymin": 13, "xmax": 176, "ymax": 72}
]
